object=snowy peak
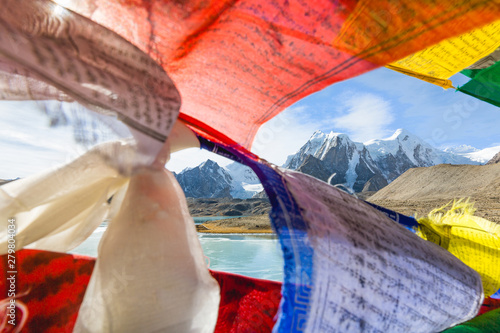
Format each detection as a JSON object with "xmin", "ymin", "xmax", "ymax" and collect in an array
[
  {"xmin": 461, "ymin": 145, "xmax": 500, "ymax": 164},
  {"xmin": 199, "ymin": 159, "xmax": 218, "ymax": 169},
  {"xmin": 365, "ymin": 129, "xmax": 478, "ymax": 169},
  {"xmin": 443, "ymin": 144, "xmax": 500, "ymax": 164},
  {"xmin": 388, "ymin": 128, "xmax": 418, "ymax": 141},
  {"xmin": 174, "ymin": 129, "xmax": 494, "ymax": 198},
  {"xmin": 443, "ymin": 145, "xmax": 480, "ymax": 154},
  {"xmin": 175, "ymin": 160, "xmax": 262, "ymax": 199},
  {"xmin": 225, "ymin": 162, "xmax": 263, "ymax": 199},
  {"xmin": 284, "ymin": 130, "xmax": 355, "ymax": 170},
  {"xmin": 174, "ymin": 159, "xmax": 233, "ymax": 198},
  {"xmin": 365, "ymin": 129, "xmax": 435, "ymax": 167},
  {"xmin": 310, "ymin": 130, "xmax": 327, "ymax": 141},
  {"xmin": 284, "ymin": 131, "xmax": 381, "ymax": 192},
  {"xmin": 284, "ymin": 128, "xmax": 485, "ymax": 192}
]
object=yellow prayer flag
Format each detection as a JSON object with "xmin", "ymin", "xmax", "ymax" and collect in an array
[
  {"xmin": 417, "ymin": 199, "xmax": 500, "ymax": 296},
  {"xmin": 388, "ymin": 21, "xmax": 500, "ymax": 88}
]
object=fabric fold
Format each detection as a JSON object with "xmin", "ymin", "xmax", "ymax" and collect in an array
[{"xmin": 0, "ymin": 141, "xmax": 137, "ymax": 254}]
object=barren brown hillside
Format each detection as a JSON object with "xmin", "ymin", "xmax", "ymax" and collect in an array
[{"xmin": 368, "ymin": 163, "xmax": 500, "ymax": 223}]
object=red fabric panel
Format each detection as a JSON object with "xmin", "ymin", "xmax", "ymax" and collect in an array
[
  {"xmin": 0, "ymin": 244, "xmax": 497, "ymax": 332},
  {"xmin": 0, "ymin": 250, "xmax": 283, "ymax": 332},
  {"xmin": 478, "ymin": 297, "xmax": 500, "ymax": 316},
  {"xmin": 210, "ymin": 270, "xmax": 282, "ymax": 333},
  {"xmin": 58, "ymin": 0, "xmax": 500, "ymax": 148},
  {"xmin": 0, "ymin": 250, "xmax": 95, "ymax": 333}
]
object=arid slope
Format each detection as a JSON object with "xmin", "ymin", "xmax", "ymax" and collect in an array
[{"xmin": 368, "ymin": 164, "xmax": 500, "ymax": 223}]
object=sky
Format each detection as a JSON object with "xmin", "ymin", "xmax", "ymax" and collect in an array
[
  {"xmin": 167, "ymin": 68, "xmax": 500, "ymax": 171},
  {"xmin": 1, "ymin": 67, "xmax": 500, "ymax": 179}
]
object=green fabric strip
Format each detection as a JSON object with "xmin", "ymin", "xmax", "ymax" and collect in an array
[
  {"xmin": 458, "ymin": 61, "xmax": 500, "ymax": 108},
  {"xmin": 442, "ymin": 308, "xmax": 500, "ymax": 332}
]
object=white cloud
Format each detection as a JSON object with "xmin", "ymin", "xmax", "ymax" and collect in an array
[
  {"xmin": 167, "ymin": 148, "xmax": 233, "ymax": 173},
  {"xmin": 332, "ymin": 93, "xmax": 394, "ymax": 142}
]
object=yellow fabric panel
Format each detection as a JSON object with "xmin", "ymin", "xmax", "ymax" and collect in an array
[
  {"xmin": 385, "ymin": 65, "xmax": 454, "ymax": 89},
  {"xmin": 417, "ymin": 200, "xmax": 500, "ymax": 296},
  {"xmin": 388, "ymin": 21, "xmax": 500, "ymax": 88}
]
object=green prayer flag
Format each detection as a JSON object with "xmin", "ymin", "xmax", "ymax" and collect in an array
[
  {"xmin": 458, "ymin": 61, "xmax": 500, "ymax": 108},
  {"xmin": 441, "ymin": 308, "xmax": 500, "ymax": 332}
]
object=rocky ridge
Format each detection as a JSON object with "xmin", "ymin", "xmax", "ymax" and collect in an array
[
  {"xmin": 186, "ymin": 197, "xmax": 271, "ymax": 217},
  {"xmin": 174, "ymin": 160, "xmax": 263, "ymax": 199},
  {"xmin": 487, "ymin": 151, "xmax": 500, "ymax": 165},
  {"xmin": 283, "ymin": 129, "xmax": 481, "ymax": 192},
  {"xmin": 174, "ymin": 160, "xmax": 233, "ymax": 198}
]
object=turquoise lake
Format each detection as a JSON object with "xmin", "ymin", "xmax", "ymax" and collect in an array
[
  {"xmin": 192, "ymin": 216, "xmax": 238, "ymax": 224},
  {"xmin": 70, "ymin": 221, "xmax": 284, "ymax": 282}
]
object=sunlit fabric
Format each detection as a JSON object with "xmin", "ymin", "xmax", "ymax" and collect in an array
[
  {"xmin": 73, "ymin": 163, "xmax": 220, "ymax": 333},
  {"xmin": 2, "ymin": 1, "xmax": 500, "ymax": 332},
  {"xmin": 385, "ymin": 64, "xmax": 455, "ymax": 89},
  {"xmin": 198, "ymin": 135, "xmax": 483, "ymax": 332},
  {"xmin": 417, "ymin": 200, "xmax": 500, "ymax": 297},
  {"xmin": 48, "ymin": 0, "xmax": 500, "ymax": 148},
  {"xmin": 0, "ymin": 142, "xmax": 131, "ymax": 255},
  {"xmin": 442, "ymin": 308, "xmax": 500, "ymax": 333},
  {"xmin": 477, "ymin": 297, "xmax": 500, "ymax": 316},
  {"xmin": 458, "ymin": 60, "xmax": 500, "ymax": 108},
  {"xmin": 0, "ymin": 250, "xmax": 94, "ymax": 333},
  {"xmin": 210, "ymin": 270, "xmax": 282, "ymax": 332},
  {"xmin": 386, "ymin": 20, "xmax": 500, "ymax": 89},
  {"xmin": 1, "ymin": 249, "xmax": 498, "ymax": 332},
  {"xmin": 0, "ymin": 0, "xmax": 181, "ymax": 157},
  {"xmin": 0, "ymin": 250, "xmax": 282, "ymax": 333}
]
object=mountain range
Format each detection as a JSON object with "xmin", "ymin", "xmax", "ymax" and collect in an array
[
  {"xmin": 174, "ymin": 160, "xmax": 263, "ymax": 199},
  {"xmin": 283, "ymin": 128, "xmax": 488, "ymax": 192},
  {"xmin": 174, "ymin": 129, "xmax": 499, "ymax": 198}
]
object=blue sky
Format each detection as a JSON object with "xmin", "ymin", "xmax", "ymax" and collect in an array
[
  {"xmin": 1, "ymin": 67, "xmax": 500, "ymax": 178},
  {"xmin": 248, "ymin": 67, "xmax": 500, "ymax": 166}
]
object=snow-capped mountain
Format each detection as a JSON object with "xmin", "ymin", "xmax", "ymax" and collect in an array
[
  {"xmin": 174, "ymin": 160, "xmax": 233, "ymax": 198},
  {"xmin": 365, "ymin": 129, "xmax": 477, "ymax": 180},
  {"xmin": 284, "ymin": 129, "xmax": 483, "ymax": 192},
  {"xmin": 457, "ymin": 145, "xmax": 500, "ymax": 164},
  {"xmin": 443, "ymin": 145, "xmax": 479, "ymax": 154},
  {"xmin": 443, "ymin": 144, "xmax": 500, "ymax": 164},
  {"xmin": 225, "ymin": 162, "xmax": 263, "ymax": 199},
  {"xmin": 284, "ymin": 131, "xmax": 382, "ymax": 192},
  {"xmin": 284, "ymin": 130, "xmax": 334, "ymax": 169},
  {"xmin": 174, "ymin": 160, "xmax": 262, "ymax": 199},
  {"xmin": 174, "ymin": 129, "xmax": 497, "ymax": 198}
]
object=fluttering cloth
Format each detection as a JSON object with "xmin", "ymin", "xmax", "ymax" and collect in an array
[
  {"xmin": 0, "ymin": 0, "xmax": 181, "ymax": 157},
  {"xmin": 442, "ymin": 308, "xmax": 500, "ymax": 333},
  {"xmin": 458, "ymin": 60, "xmax": 500, "ymax": 108},
  {"xmin": 2, "ymin": 0, "xmax": 500, "ymax": 331},
  {"xmin": 386, "ymin": 20, "xmax": 500, "ymax": 89},
  {"xmin": 72, "ymin": 164, "xmax": 220, "ymax": 332},
  {"xmin": 417, "ymin": 200, "xmax": 500, "ymax": 297},
  {"xmin": 198, "ymin": 135, "xmax": 484, "ymax": 332},
  {"xmin": 1, "ymin": 141, "xmax": 222, "ymax": 332},
  {"xmin": 0, "ymin": 135, "xmax": 490, "ymax": 332},
  {"xmin": 0, "ymin": 250, "xmax": 282, "ymax": 332},
  {"xmin": 0, "ymin": 249, "xmax": 498, "ymax": 332},
  {"xmin": 3, "ymin": 0, "xmax": 500, "ymax": 148},
  {"xmin": 0, "ymin": 142, "xmax": 130, "ymax": 255}
]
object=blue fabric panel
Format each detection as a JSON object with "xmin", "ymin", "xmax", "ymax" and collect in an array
[
  {"xmin": 365, "ymin": 201, "xmax": 419, "ymax": 230},
  {"xmin": 198, "ymin": 135, "xmax": 314, "ymax": 332}
]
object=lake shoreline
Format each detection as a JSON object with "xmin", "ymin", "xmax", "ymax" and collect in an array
[{"xmin": 196, "ymin": 215, "xmax": 273, "ymax": 234}]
